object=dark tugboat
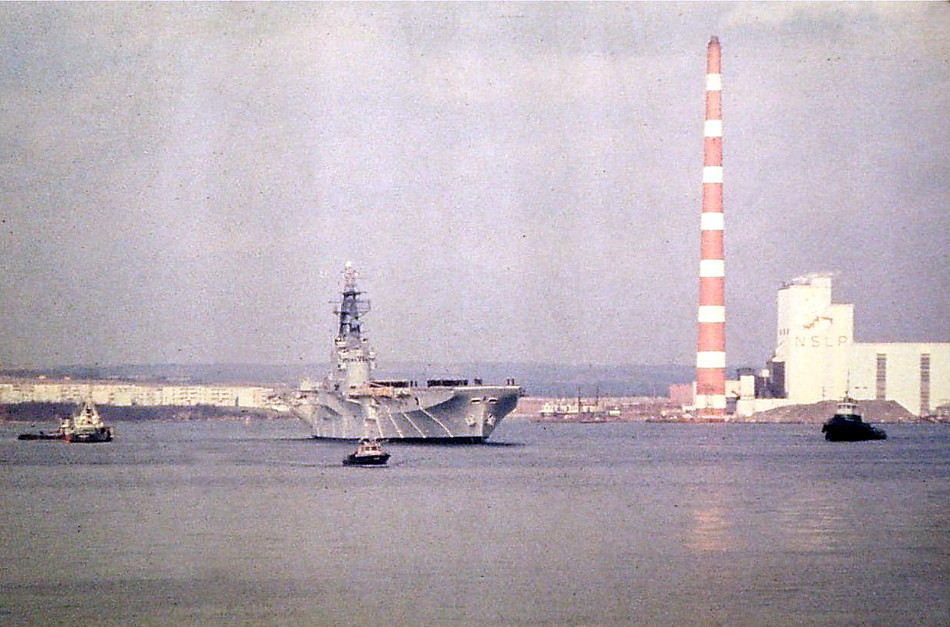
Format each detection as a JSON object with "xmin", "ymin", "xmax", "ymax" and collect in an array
[
  {"xmin": 63, "ymin": 400, "xmax": 115, "ymax": 443},
  {"xmin": 822, "ymin": 397, "xmax": 887, "ymax": 442},
  {"xmin": 343, "ymin": 438, "xmax": 391, "ymax": 466}
]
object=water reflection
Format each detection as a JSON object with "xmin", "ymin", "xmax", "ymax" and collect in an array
[
  {"xmin": 684, "ymin": 465, "xmax": 734, "ymax": 553},
  {"xmin": 687, "ymin": 505, "xmax": 732, "ymax": 552},
  {"xmin": 683, "ymin": 480, "xmax": 852, "ymax": 554},
  {"xmin": 774, "ymin": 494, "xmax": 849, "ymax": 552}
]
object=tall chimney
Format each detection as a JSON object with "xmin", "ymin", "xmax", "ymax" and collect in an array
[{"xmin": 696, "ymin": 35, "xmax": 726, "ymax": 420}]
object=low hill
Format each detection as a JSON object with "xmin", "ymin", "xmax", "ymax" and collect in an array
[
  {"xmin": 2, "ymin": 362, "xmax": 696, "ymax": 397},
  {"xmin": 743, "ymin": 400, "xmax": 917, "ymax": 424}
]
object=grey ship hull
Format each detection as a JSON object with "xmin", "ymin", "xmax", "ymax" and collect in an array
[{"xmin": 291, "ymin": 385, "xmax": 520, "ymax": 442}]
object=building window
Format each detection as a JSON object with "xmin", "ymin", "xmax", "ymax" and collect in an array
[
  {"xmin": 920, "ymin": 354, "xmax": 931, "ymax": 415},
  {"xmin": 875, "ymin": 354, "xmax": 887, "ymax": 400}
]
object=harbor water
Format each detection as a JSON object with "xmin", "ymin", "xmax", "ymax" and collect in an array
[{"xmin": 1, "ymin": 418, "xmax": 947, "ymax": 627}]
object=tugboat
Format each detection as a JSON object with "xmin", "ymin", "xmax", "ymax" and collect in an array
[
  {"xmin": 63, "ymin": 400, "xmax": 115, "ymax": 443},
  {"xmin": 343, "ymin": 438, "xmax": 390, "ymax": 466},
  {"xmin": 821, "ymin": 397, "xmax": 887, "ymax": 442}
]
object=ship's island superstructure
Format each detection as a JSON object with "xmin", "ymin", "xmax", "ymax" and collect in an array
[{"xmin": 289, "ymin": 264, "xmax": 521, "ymax": 442}]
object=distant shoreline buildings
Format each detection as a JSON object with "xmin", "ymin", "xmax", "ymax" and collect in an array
[{"xmin": 0, "ymin": 378, "xmax": 279, "ymax": 410}]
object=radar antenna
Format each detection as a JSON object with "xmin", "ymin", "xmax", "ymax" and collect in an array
[{"xmin": 335, "ymin": 262, "xmax": 371, "ymax": 342}]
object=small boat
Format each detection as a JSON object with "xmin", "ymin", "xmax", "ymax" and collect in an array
[
  {"xmin": 18, "ymin": 417, "xmax": 71, "ymax": 441},
  {"xmin": 63, "ymin": 400, "xmax": 114, "ymax": 443},
  {"xmin": 17, "ymin": 430, "xmax": 65, "ymax": 441},
  {"xmin": 821, "ymin": 397, "xmax": 887, "ymax": 442},
  {"xmin": 18, "ymin": 430, "xmax": 65, "ymax": 440},
  {"xmin": 343, "ymin": 438, "xmax": 390, "ymax": 466}
]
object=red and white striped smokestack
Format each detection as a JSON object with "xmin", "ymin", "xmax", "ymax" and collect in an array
[{"xmin": 696, "ymin": 35, "xmax": 726, "ymax": 420}]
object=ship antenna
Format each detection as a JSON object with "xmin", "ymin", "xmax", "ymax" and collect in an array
[
  {"xmin": 343, "ymin": 261, "xmax": 358, "ymax": 292},
  {"xmin": 336, "ymin": 261, "xmax": 366, "ymax": 341}
]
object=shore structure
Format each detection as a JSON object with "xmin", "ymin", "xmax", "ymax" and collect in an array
[
  {"xmin": 535, "ymin": 396, "xmax": 622, "ymax": 423},
  {"xmin": 516, "ymin": 396, "xmax": 685, "ymax": 422},
  {"xmin": 695, "ymin": 35, "xmax": 727, "ymax": 421}
]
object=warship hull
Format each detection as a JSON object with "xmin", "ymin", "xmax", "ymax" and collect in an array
[{"xmin": 291, "ymin": 384, "xmax": 521, "ymax": 442}]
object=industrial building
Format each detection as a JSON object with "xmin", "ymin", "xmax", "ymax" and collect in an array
[{"xmin": 734, "ymin": 273, "xmax": 949, "ymax": 418}]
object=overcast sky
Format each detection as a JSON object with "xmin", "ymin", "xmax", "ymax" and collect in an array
[{"xmin": 1, "ymin": 2, "xmax": 947, "ymax": 369}]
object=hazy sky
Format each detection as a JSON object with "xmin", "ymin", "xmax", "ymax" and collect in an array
[{"xmin": 1, "ymin": 2, "xmax": 947, "ymax": 369}]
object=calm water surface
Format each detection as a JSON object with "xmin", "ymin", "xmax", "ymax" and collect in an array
[{"xmin": 1, "ymin": 418, "xmax": 947, "ymax": 627}]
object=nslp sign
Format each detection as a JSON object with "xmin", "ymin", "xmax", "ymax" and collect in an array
[{"xmin": 795, "ymin": 335, "xmax": 850, "ymax": 348}]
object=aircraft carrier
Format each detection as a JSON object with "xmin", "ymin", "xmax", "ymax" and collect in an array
[{"xmin": 289, "ymin": 264, "xmax": 521, "ymax": 442}]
